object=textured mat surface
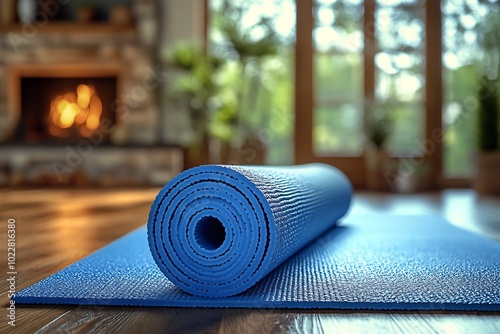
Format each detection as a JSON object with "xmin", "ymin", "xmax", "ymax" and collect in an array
[
  {"xmin": 147, "ymin": 164, "xmax": 352, "ymax": 297},
  {"xmin": 15, "ymin": 215, "xmax": 500, "ymax": 310}
]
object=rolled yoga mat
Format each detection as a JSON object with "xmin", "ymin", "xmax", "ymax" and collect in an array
[
  {"xmin": 147, "ymin": 164, "xmax": 352, "ymax": 297},
  {"xmin": 14, "ymin": 164, "xmax": 500, "ymax": 310}
]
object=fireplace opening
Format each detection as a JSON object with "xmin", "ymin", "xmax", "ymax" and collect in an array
[{"xmin": 15, "ymin": 77, "xmax": 117, "ymax": 144}]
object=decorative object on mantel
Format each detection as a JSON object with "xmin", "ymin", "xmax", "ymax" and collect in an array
[
  {"xmin": 75, "ymin": 2, "xmax": 99, "ymax": 23},
  {"xmin": 17, "ymin": 0, "xmax": 37, "ymax": 24},
  {"xmin": 363, "ymin": 104, "xmax": 397, "ymax": 191},
  {"xmin": 0, "ymin": 0, "xmax": 17, "ymax": 25},
  {"xmin": 109, "ymin": 5, "xmax": 133, "ymax": 26},
  {"xmin": 474, "ymin": 11, "xmax": 500, "ymax": 196}
]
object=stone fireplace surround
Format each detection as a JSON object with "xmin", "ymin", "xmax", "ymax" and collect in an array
[{"xmin": 0, "ymin": 0, "xmax": 183, "ymax": 187}]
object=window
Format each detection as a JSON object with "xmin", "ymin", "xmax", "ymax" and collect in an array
[
  {"xmin": 312, "ymin": 0, "xmax": 425, "ymax": 156},
  {"xmin": 207, "ymin": 0, "xmax": 490, "ymax": 187}
]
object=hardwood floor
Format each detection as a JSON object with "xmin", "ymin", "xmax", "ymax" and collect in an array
[{"xmin": 1, "ymin": 189, "xmax": 499, "ymax": 333}]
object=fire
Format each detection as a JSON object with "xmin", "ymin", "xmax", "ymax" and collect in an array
[{"xmin": 48, "ymin": 84, "xmax": 103, "ymax": 137}]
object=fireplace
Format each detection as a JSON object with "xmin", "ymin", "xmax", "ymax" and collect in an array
[
  {"xmin": 0, "ymin": 1, "xmax": 185, "ymax": 187},
  {"xmin": 0, "ymin": 64, "xmax": 183, "ymax": 187},
  {"xmin": 4, "ymin": 64, "xmax": 124, "ymax": 144},
  {"xmin": 16, "ymin": 77, "xmax": 117, "ymax": 144}
]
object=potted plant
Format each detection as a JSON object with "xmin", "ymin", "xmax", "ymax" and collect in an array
[
  {"xmin": 474, "ymin": 11, "xmax": 500, "ymax": 195},
  {"xmin": 363, "ymin": 105, "xmax": 397, "ymax": 191},
  {"xmin": 394, "ymin": 158, "xmax": 431, "ymax": 193},
  {"xmin": 167, "ymin": 2, "xmax": 282, "ymax": 166},
  {"xmin": 214, "ymin": 3, "xmax": 280, "ymax": 164},
  {"xmin": 165, "ymin": 42, "xmax": 235, "ymax": 167},
  {"xmin": 474, "ymin": 74, "xmax": 500, "ymax": 195}
]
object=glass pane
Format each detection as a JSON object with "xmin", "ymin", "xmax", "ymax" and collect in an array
[
  {"xmin": 313, "ymin": 0, "xmax": 364, "ymax": 53},
  {"xmin": 316, "ymin": 0, "xmax": 363, "ymax": 5},
  {"xmin": 441, "ymin": 0, "xmax": 497, "ymax": 177},
  {"xmin": 210, "ymin": 0, "xmax": 296, "ymax": 46},
  {"xmin": 375, "ymin": 4, "xmax": 424, "ymax": 51},
  {"xmin": 377, "ymin": 0, "xmax": 423, "ymax": 5},
  {"xmin": 443, "ymin": 102, "xmax": 477, "ymax": 176},
  {"xmin": 315, "ymin": 53, "xmax": 363, "ymax": 102},
  {"xmin": 313, "ymin": 104, "xmax": 363, "ymax": 154},
  {"xmin": 375, "ymin": 1, "xmax": 425, "ymax": 155},
  {"xmin": 384, "ymin": 103, "xmax": 423, "ymax": 152},
  {"xmin": 313, "ymin": 0, "xmax": 363, "ymax": 156},
  {"xmin": 375, "ymin": 52, "xmax": 424, "ymax": 101}
]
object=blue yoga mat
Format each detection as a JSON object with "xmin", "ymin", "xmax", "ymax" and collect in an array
[
  {"xmin": 148, "ymin": 164, "xmax": 351, "ymax": 297},
  {"xmin": 14, "ymin": 164, "xmax": 500, "ymax": 310}
]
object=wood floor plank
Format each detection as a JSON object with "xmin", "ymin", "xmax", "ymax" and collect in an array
[
  {"xmin": 220, "ymin": 309, "xmax": 291, "ymax": 334},
  {"xmin": 33, "ymin": 307, "xmax": 137, "ymax": 334},
  {"xmin": 0, "ymin": 307, "xmax": 71, "ymax": 333},
  {"xmin": 419, "ymin": 313, "xmax": 500, "ymax": 334},
  {"xmin": 388, "ymin": 313, "xmax": 438, "ymax": 334},
  {"xmin": 317, "ymin": 312, "xmax": 406, "ymax": 334}
]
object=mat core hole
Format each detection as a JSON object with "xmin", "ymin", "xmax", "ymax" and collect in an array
[{"xmin": 194, "ymin": 216, "xmax": 226, "ymax": 251}]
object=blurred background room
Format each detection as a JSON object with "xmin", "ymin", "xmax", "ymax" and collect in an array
[
  {"xmin": 2, "ymin": 2, "xmax": 500, "ymax": 331},
  {"xmin": 1, "ymin": 0, "xmax": 499, "ymax": 238}
]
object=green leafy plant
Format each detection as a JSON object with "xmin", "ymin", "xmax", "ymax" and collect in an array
[
  {"xmin": 219, "ymin": 17, "xmax": 278, "ymax": 61},
  {"xmin": 166, "ymin": 2, "xmax": 282, "ymax": 162},
  {"xmin": 165, "ymin": 41, "xmax": 244, "ymax": 162},
  {"xmin": 364, "ymin": 105, "xmax": 392, "ymax": 150},
  {"xmin": 477, "ymin": 74, "xmax": 499, "ymax": 151},
  {"xmin": 165, "ymin": 42, "xmax": 224, "ymax": 150},
  {"xmin": 214, "ymin": 1, "xmax": 280, "ymax": 144},
  {"xmin": 476, "ymin": 8, "xmax": 500, "ymax": 152}
]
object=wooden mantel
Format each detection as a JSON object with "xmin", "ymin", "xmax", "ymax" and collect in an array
[{"xmin": 0, "ymin": 23, "xmax": 137, "ymax": 35}]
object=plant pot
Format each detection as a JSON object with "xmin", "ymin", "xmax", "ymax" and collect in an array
[
  {"xmin": 474, "ymin": 150, "xmax": 500, "ymax": 196},
  {"xmin": 394, "ymin": 174, "xmax": 431, "ymax": 193},
  {"xmin": 228, "ymin": 135, "xmax": 266, "ymax": 165},
  {"xmin": 393, "ymin": 158, "xmax": 431, "ymax": 193},
  {"xmin": 183, "ymin": 135, "xmax": 211, "ymax": 170},
  {"xmin": 364, "ymin": 148, "xmax": 397, "ymax": 191}
]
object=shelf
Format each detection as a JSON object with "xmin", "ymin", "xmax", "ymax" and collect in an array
[
  {"xmin": 0, "ymin": 22, "xmax": 137, "ymax": 35},
  {"xmin": 0, "ymin": 142, "xmax": 183, "ymax": 149}
]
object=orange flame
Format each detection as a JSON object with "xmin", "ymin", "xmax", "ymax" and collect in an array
[{"xmin": 48, "ymin": 84, "xmax": 103, "ymax": 137}]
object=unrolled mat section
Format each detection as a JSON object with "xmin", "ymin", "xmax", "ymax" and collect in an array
[{"xmin": 147, "ymin": 164, "xmax": 352, "ymax": 297}]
